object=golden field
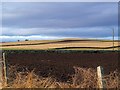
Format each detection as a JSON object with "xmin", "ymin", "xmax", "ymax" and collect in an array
[{"xmin": 1, "ymin": 39, "xmax": 119, "ymax": 50}]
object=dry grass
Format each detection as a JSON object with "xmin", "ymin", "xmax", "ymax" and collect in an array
[{"xmin": 4, "ymin": 65, "xmax": 119, "ymax": 88}]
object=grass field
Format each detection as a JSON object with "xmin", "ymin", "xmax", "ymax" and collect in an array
[{"xmin": 1, "ymin": 39, "xmax": 119, "ymax": 50}]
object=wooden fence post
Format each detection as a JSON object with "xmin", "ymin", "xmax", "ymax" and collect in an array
[
  {"xmin": 97, "ymin": 66, "xmax": 105, "ymax": 89},
  {"xmin": 2, "ymin": 53, "xmax": 7, "ymax": 87},
  {"xmin": 0, "ymin": 58, "xmax": 3, "ymax": 89}
]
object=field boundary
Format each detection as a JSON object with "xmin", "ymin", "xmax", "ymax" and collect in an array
[
  {"xmin": 54, "ymin": 46, "xmax": 120, "ymax": 50},
  {"xmin": 2, "ymin": 49, "xmax": 120, "ymax": 54}
]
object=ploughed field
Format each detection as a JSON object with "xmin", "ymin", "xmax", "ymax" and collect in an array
[{"xmin": 5, "ymin": 50, "xmax": 118, "ymax": 82}]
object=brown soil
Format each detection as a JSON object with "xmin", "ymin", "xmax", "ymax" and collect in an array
[{"xmin": 6, "ymin": 52, "xmax": 118, "ymax": 81}]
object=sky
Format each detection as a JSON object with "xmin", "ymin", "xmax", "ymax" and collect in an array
[{"xmin": 1, "ymin": 2, "xmax": 118, "ymax": 42}]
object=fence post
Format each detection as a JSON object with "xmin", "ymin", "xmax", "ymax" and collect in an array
[
  {"xmin": 2, "ymin": 53, "xmax": 7, "ymax": 87},
  {"xmin": 0, "ymin": 58, "xmax": 2, "ymax": 89},
  {"xmin": 97, "ymin": 66, "xmax": 105, "ymax": 89}
]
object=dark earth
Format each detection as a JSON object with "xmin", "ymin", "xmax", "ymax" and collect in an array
[{"xmin": 5, "ymin": 51, "xmax": 119, "ymax": 82}]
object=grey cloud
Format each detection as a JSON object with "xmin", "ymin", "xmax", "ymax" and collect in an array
[
  {"xmin": 2, "ymin": 2, "xmax": 118, "ymax": 28},
  {"xmin": 1, "ymin": 2, "xmax": 118, "ymax": 41}
]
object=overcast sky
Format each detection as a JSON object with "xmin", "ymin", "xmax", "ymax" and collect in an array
[{"xmin": 1, "ymin": 2, "xmax": 118, "ymax": 42}]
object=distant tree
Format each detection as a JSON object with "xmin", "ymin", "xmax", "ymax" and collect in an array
[
  {"xmin": 18, "ymin": 40, "xmax": 20, "ymax": 42},
  {"xmin": 25, "ymin": 39, "xmax": 29, "ymax": 41}
]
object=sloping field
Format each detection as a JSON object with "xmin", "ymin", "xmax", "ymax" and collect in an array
[{"xmin": 1, "ymin": 39, "xmax": 119, "ymax": 50}]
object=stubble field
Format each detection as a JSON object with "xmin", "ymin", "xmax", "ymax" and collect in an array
[{"xmin": 1, "ymin": 39, "xmax": 119, "ymax": 50}]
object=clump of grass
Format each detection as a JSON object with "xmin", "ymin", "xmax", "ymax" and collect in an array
[
  {"xmin": 72, "ymin": 67, "xmax": 98, "ymax": 88},
  {"xmin": 8, "ymin": 70, "xmax": 58, "ymax": 88},
  {"xmin": 6, "ymin": 65, "xmax": 118, "ymax": 88},
  {"xmin": 104, "ymin": 70, "xmax": 119, "ymax": 88}
]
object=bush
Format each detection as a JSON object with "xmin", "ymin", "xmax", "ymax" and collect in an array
[{"xmin": 25, "ymin": 39, "xmax": 29, "ymax": 41}]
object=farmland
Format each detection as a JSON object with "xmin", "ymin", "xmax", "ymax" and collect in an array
[
  {"xmin": 0, "ymin": 50, "xmax": 119, "ymax": 88},
  {"xmin": 1, "ymin": 39, "xmax": 119, "ymax": 88},
  {"xmin": 1, "ymin": 1, "xmax": 119, "ymax": 88},
  {"xmin": 1, "ymin": 39, "xmax": 119, "ymax": 50}
]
